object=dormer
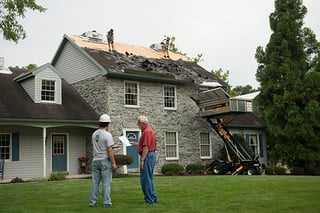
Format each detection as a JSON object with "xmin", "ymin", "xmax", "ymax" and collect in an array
[{"xmin": 14, "ymin": 63, "xmax": 63, "ymax": 104}]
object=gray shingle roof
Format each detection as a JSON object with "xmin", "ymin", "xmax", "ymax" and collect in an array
[
  {"xmin": 227, "ymin": 112, "xmax": 266, "ymax": 129},
  {"xmin": 0, "ymin": 68, "xmax": 99, "ymax": 122},
  {"xmin": 53, "ymin": 35, "xmax": 227, "ymax": 87}
]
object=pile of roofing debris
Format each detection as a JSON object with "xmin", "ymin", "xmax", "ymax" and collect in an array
[{"xmin": 79, "ymin": 31, "xmax": 225, "ymax": 86}]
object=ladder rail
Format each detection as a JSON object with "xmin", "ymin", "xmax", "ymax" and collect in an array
[{"xmin": 207, "ymin": 117, "xmax": 253, "ymax": 161}]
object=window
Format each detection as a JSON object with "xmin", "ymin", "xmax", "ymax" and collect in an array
[
  {"xmin": 164, "ymin": 85, "xmax": 176, "ymax": 109},
  {"xmin": 124, "ymin": 81, "xmax": 139, "ymax": 106},
  {"xmin": 53, "ymin": 135, "xmax": 65, "ymax": 155},
  {"xmin": 165, "ymin": 132, "xmax": 178, "ymax": 160},
  {"xmin": 0, "ymin": 134, "xmax": 10, "ymax": 160},
  {"xmin": 250, "ymin": 134, "xmax": 259, "ymax": 157},
  {"xmin": 41, "ymin": 80, "xmax": 55, "ymax": 102},
  {"xmin": 200, "ymin": 133, "xmax": 212, "ymax": 158}
]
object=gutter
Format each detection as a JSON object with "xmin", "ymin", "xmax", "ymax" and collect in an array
[
  {"xmin": 104, "ymin": 72, "xmax": 193, "ymax": 85},
  {"xmin": 0, "ymin": 118, "xmax": 98, "ymax": 128}
]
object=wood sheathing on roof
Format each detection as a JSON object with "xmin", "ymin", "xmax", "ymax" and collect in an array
[{"xmin": 69, "ymin": 35, "xmax": 189, "ymax": 61}]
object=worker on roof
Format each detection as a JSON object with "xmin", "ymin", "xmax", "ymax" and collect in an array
[
  {"xmin": 106, "ymin": 29, "xmax": 114, "ymax": 52},
  {"xmin": 161, "ymin": 36, "xmax": 170, "ymax": 58}
]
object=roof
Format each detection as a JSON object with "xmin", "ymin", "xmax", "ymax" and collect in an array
[
  {"xmin": 0, "ymin": 68, "xmax": 99, "ymax": 122},
  {"xmin": 69, "ymin": 34, "xmax": 189, "ymax": 61},
  {"xmin": 52, "ymin": 34, "xmax": 227, "ymax": 86},
  {"xmin": 14, "ymin": 63, "xmax": 64, "ymax": 82},
  {"xmin": 232, "ymin": 91, "xmax": 260, "ymax": 101},
  {"xmin": 227, "ymin": 112, "xmax": 267, "ymax": 129}
]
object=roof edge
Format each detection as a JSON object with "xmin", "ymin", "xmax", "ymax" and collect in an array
[
  {"xmin": 14, "ymin": 63, "xmax": 65, "ymax": 82},
  {"xmin": 51, "ymin": 34, "xmax": 108, "ymax": 75},
  {"xmin": 104, "ymin": 71, "xmax": 193, "ymax": 85},
  {"xmin": 0, "ymin": 118, "xmax": 98, "ymax": 124}
]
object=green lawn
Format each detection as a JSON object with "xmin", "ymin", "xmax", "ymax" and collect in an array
[{"xmin": 0, "ymin": 175, "xmax": 319, "ymax": 213}]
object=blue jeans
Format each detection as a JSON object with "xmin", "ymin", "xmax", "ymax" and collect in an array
[
  {"xmin": 140, "ymin": 152, "xmax": 157, "ymax": 203},
  {"xmin": 89, "ymin": 158, "xmax": 112, "ymax": 206}
]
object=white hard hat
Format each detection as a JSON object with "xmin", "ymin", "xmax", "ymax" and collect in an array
[{"xmin": 99, "ymin": 114, "xmax": 111, "ymax": 123}]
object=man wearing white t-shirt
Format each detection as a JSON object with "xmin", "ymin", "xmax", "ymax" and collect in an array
[{"xmin": 89, "ymin": 114, "xmax": 117, "ymax": 207}]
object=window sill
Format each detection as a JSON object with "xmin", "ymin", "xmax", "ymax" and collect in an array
[
  {"xmin": 164, "ymin": 107, "xmax": 177, "ymax": 111},
  {"xmin": 125, "ymin": 105, "xmax": 140, "ymax": 108}
]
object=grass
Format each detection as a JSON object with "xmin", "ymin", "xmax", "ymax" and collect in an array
[{"xmin": 0, "ymin": 175, "xmax": 319, "ymax": 213}]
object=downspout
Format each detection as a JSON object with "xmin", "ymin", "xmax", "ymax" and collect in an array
[{"xmin": 43, "ymin": 127, "xmax": 47, "ymax": 177}]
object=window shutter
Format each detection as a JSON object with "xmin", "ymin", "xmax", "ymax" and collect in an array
[
  {"xmin": 259, "ymin": 134, "xmax": 264, "ymax": 157},
  {"xmin": 12, "ymin": 133, "xmax": 20, "ymax": 161}
]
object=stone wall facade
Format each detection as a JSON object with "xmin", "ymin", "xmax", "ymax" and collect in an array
[{"xmin": 74, "ymin": 76, "xmax": 224, "ymax": 172}]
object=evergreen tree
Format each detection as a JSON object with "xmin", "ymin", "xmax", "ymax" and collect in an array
[
  {"xmin": 255, "ymin": 0, "xmax": 320, "ymax": 167},
  {"xmin": 233, "ymin": 85, "xmax": 258, "ymax": 95}
]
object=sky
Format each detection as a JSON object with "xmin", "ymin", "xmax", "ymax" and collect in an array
[{"xmin": 1, "ymin": 0, "xmax": 320, "ymax": 88}]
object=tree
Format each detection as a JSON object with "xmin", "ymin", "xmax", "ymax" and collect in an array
[
  {"xmin": 211, "ymin": 68, "xmax": 229, "ymax": 83},
  {"xmin": 192, "ymin": 53, "xmax": 204, "ymax": 64},
  {"xmin": 165, "ymin": 35, "xmax": 179, "ymax": 53},
  {"xmin": 10, "ymin": 64, "xmax": 37, "ymax": 70},
  {"xmin": 210, "ymin": 68, "xmax": 237, "ymax": 96},
  {"xmin": 233, "ymin": 85, "xmax": 258, "ymax": 95},
  {"xmin": 255, "ymin": 0, "xmax": 320, "ymax": 167},
  {"xmin": 0, "ymin": 0, "xmax": 46, "ymax": 43},
  {"xmin": 24, "ymin": 63, "xmax": 37, "ymax": 70},
  {"xmin": 165, "ymin": 35, "xmax": 204, "ymax": 63}
]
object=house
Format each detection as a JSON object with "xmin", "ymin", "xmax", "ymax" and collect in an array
[
  {"xmin": 50, "ymin": 31, "xmax": 267, "ymax": 173},
  {"xmin": 0, "ymin": 63, "xmax": 99, "ymax": 179},
  {"xmin": 0, "ymin": 31, "xmax": 267, "ymax": 179},
  {"xmin": 227, "ymin": 92, "xmax": 267, "ymax": 165}
]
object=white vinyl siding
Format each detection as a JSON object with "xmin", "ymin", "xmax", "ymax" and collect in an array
[
  {"xmin": 165, "ymin": 132, "xmax": 178, "ymax": 160},
  {"xmin": 20, "ymin": 78, "xmax": 36, "ymax": 102},
  {"xmin": 54, "ymin": 42, "xmax": 101, "ymax": 84},
  {"xmin": 19, "ymin": 65, "xmax": 62, "ymax": 104},
  {"xmin": 0, "ymin": 126, "xmax": 89, "ymax": 179},
  {"xmin": 0, "ymin": 126, "xmax": 45, "ymax": 178},
  {"xmin": 35, "ymin": 69, "xmax": 62, "ymax": 104}
]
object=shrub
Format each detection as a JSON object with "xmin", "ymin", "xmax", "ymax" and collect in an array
[
  {"xmin": 161, "ymin": 163, "xmax": 184, "ymax": 175},
  {"xmin": 273, "ymin": 167, "xmax": 286, "ymax": 175},
  {"xmin": 10, "ymin": 177, "xmax": 25, "ymax": 183},
  {"xmin": 291, "ymin": 167, "xmax": 305, "ymax": 175},
  {"xmin": 304, "ymin": 167, "xmax": 320, "ymax": 176},
  {"xmin": 48, "ymin": 172, "xmax": 67, "ymax": 181},
  {"xmin": 186, "ymin": 163, "xmax": 206, "ymax": 174},
  {"xmin": 265, "ymin": 166, "xmax": 274, "ymax": 175},
  {"xmin": 264, "ymin": 166, "xmax": 286, "ymax": 175}
]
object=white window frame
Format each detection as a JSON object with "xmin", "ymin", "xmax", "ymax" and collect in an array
[
  {"xmin": 52, "ymin": 134, "xmax": 65, "ymax": 155},
  {"xmin": 200, "ymin": 132, "xmax": 212, "ymax": 159},
  {"xmin": 124, "ymin": 81, "xmax": 139, "ymax": 108},
  {"xmin": 165, "ymin": 131, "xmax": 179, "ymax": 160},
  {"xmin": 249, "ymin": 134, "xmax": 259, "ymax": 157},
  {"xmin": 0, "ymin": 133, "xmax": 11, "ymax": 160},
  {"xmin": 41, "ymin": 79, "xmax": 56, "ymax": 103},
  {"xmin": 163, "ymin": 85, "xmax": 177, "ymax": 110}
]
